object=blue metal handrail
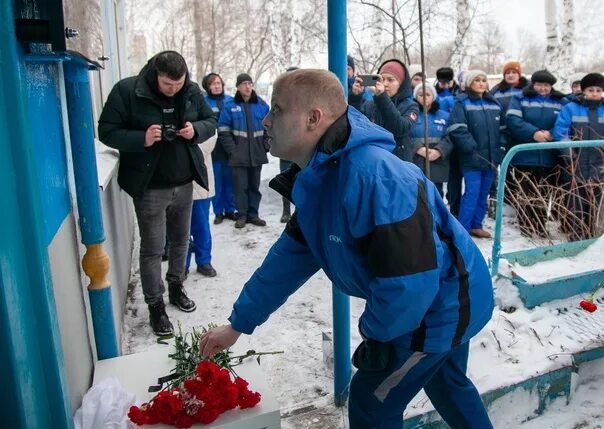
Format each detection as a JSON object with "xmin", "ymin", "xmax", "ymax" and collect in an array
[{"xmin": 491, "ymin": 139, "xmax": 604, "ymax": 277}]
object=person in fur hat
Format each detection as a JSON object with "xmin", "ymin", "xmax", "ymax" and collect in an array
[
  {"xmin": 505, "ymin": 69, "xmax": 568, "ymax": 237},
  {"xmin": 434, "ymin": 66, "xmax": 461, "ymax": 113},
  {"xmin": 553, "ymin": 72, "xmax": 604, "ymax": 240}
]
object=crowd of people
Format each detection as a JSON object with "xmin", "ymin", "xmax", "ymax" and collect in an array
[
  {"xmin": 98, "ymin": 49, "xmax": 603, "ymax": 428},
  {"xmin": 349, "ymin": 56, "xmax": 604, "ymax": 240}
]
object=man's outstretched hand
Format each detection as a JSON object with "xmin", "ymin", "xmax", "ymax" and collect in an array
[{"xmin": 199, "ymin": 324, "xmax": 242, "ymax": 358}]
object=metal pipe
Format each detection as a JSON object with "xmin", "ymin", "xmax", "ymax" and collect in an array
[
  {"xmin": 0, "ymin": 1, "xmax": 72, "ymax": 427},
  {"xmin": 491, "ymin": 140, "xmax": 604, "ymax": 276},
  {"xmin": 63, "ymin": 60, "xmax": 119, "ymax": 360},
  {"xmin": 417, "ymin": 0, "xmax": 431, "ymax": 179},
  {"xmin": 328, "ymin": 0, "xmax": 351, "ymax": 408}
]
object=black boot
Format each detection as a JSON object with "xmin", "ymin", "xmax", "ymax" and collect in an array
[
  {"xmin": 168, "ymin": 283, "xmax": 196, "ymax": 312},
  {"xmin": 224, "ymin": 212, "xmax": 238, "ymax": 221},
  {"xmin": 197, "ymin": 263, "xmax": 217, "ymax": 277},
  {"xmin": 148, "ymin": 300, "xmax": 174, "ymax": 336},
  {"xmin": 280, "ymin": 198, "xmax": 291, "ymax": 223}
]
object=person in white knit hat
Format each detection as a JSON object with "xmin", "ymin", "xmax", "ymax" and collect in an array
[{"xmin": 448, "ymin": 70, "xmax": 506, "ymax": 239}]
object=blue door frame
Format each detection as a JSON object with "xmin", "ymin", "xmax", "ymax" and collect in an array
[{"xmin": 0, "ymin": 1, "xmax": 73, "ymax": 427}]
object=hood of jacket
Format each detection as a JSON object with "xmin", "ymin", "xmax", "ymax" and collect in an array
[{"xmin": 307, "ymin": 107, "xmax": 396, "ymax": 169}]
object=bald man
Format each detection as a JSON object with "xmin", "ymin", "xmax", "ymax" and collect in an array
[{"xmin": 200, "ymin": 69, "xmax": 494, "ymax": 429}]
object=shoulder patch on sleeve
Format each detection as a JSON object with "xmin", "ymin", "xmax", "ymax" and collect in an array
[{"xmin": 357, "ymin": 180, "xmax": 437, "ymax": 277}]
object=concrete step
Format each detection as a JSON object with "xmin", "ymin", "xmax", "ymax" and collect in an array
[{"xmin": 500, "ymin": 238, "xmax": 604, "ymax": 308}]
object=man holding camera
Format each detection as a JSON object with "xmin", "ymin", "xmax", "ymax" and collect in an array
[{"xmin": 98, "ymin": 51, "xmax": 216, "ymax": 336}]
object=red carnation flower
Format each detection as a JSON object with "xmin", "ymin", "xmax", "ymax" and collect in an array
[
  {"xmin": 580, "ymin": 300, "xmax": 597, "ymax": 312},
  {"xmin": 174, "ymin": 413, "xmax": 196, "ymax": 429}
]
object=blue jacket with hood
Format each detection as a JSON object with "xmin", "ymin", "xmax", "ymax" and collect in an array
[
  {"xmin": 348, "ymin": 59, "xmax": 419, "ymax": 162},
  {"xmin": 448, "ymin": 91, "xmax": 507, "ymax": 170},
  {"xmin": 553, "ymin": 96, "xmax": 604, "ymax": 180},
  {"xmin": 218, "ymin": 90, "xmax": 270, "ymax": 167},
  {"xmin": 205, "ymin": 93, "xmax": 234, "ymax": 161},
  {"xmin": 505, "ymin": 86, "xmax": 567, "ymax": 168},
  {"xmin": 228, "ymin": 108, "xmax": 494, "ymax": 353}
]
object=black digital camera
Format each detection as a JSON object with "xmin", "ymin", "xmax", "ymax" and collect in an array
[{"xmin": 162, "ymin": 108, "xmax": 178, "ymax": 142}]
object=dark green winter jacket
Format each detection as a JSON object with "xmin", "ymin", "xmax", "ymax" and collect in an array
[{"xmin": 98, "ymin": 61, "xmax": 216, "ymax": 198}]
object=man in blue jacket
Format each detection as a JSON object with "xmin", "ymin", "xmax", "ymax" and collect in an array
[
  {"xmin": 218, "ymin": 73, "xmax": 270, "ymax": 228},
  {"xmin": 200, "ymin": 69, "xmax": 494, "ymax": 429}
]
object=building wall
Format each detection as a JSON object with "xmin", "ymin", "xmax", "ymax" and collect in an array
[
  {"xmin": 100, "ymin": 174, "xmax": 136, "ymax": 346},
  {"xmin": 48, "ymin": 214, "xmax": 95, "ymax": 412}
]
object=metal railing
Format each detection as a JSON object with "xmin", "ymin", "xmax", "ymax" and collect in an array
[{"xmin": 491, "ymin": 139, "xmax": 604, "ymax": 276}]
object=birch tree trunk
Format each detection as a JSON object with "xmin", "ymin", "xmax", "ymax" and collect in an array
[
  {"xmin": 559, "ymin": 0, "xmax": 574, "ymax": 87},
  {"xmin": 191, "ymin": 0, "xmax": 205, "ymax": 83},
  {"xmin": 451, "ymin": 0, "xmax": 471, "ymax": 72},
  {"xmin": 267, "ymin": 0, "xmax": 286, "ymax": 72},
  {"xmin": 544, "ymin": 0, "xmax": 560, "ymax": 72}
]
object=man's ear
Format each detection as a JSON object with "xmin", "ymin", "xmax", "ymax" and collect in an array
[{"xmin": 307, "ymin": 107, "xmax": 323, "ymax": 130}]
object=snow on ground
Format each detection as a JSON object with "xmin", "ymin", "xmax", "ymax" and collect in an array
[{"xmin": 122, "ymin": 155, "xmax": 604, "ymax": 428}]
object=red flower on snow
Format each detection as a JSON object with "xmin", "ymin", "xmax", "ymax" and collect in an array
[{"xmin": 580, "ymin": 299, "xmax": 598, "ymax": 313}]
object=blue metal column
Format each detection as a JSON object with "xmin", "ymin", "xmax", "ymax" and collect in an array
[
  {"xmin": 0, "ymin": 1, "xmax": 73, "ymax": 427},
  {"xmin": 328, "ymin": 0, "xmax": 351, "ymax": 407},
  {"xmin": 63, "ymin": 59, "xmax": 119, "ymax": 360}
]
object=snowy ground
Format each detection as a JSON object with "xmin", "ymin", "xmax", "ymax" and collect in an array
[{"xmin": 122, "ymin": 155, "xmax": 604, "ymax": 429}]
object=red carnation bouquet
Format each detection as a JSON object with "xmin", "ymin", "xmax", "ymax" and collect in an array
[{"xmin": 129, "ymin": 324, "xmax": 282, "ymax": 428}]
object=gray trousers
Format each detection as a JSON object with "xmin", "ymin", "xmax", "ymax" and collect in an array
[
  {"xmin": 232, "ymin": 166, "xmax": 262, "ymax": 219},
  {"xmin": 133, "ymin": 183, "xmax": 193, "ymax": 305}
]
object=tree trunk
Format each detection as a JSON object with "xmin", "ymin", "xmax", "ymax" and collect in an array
[
  {"xmin": 559, "ymin": 0, "xmax": 574, "ymax": 87},
  {"xmin": 191, "ymin": 0, "xmax": 205, "ymax": 83},
  {"xmin": 452, "ymin": 0, "xmax": 471, "ymax": 73},
  {"xmin": 544, "ymin": 0, "xmax": 560, "ymax": 72}
]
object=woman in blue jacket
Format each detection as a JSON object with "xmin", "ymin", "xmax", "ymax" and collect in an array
[
  {"xmin": 448, "ymin": 70, "xmax": 506, "ymax": 238},
  {"xmin": 349, "ymin": 59, "xmax": 419, "ymax": 161},
  {"xmin": 505, "ymin": 69, "xmax": 567, "ymax": 237},
  {"xmin": 553, "ymin": 72, "xmax": 604, "ymax": 239},
  {"xmin": 202, "ymin": 72, "xmax": 237, "ymax": 224},
  {"xmin": 410, "ymin": 84, "xmax": 452, "ymax": 196}
]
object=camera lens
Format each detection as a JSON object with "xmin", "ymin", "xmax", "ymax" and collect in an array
[{"xmin": 162, "ymin": 125, "xmax": 177, "ymax": 142}]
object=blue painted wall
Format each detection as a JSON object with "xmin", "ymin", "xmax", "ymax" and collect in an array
[
  {"xmin": 0, "ymin": 1, "xmax": 73, "ymax": 425},
  {"xmin": 23, "ymin": 61, "xmax": 71, "ymax": 244}
]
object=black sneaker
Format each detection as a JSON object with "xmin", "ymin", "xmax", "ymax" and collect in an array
[
  {"xmin": 247, "ymin": 217, "xmax": 266, "ymax": 227},
  {"xmin": 197, "ymin": 263, "xmax": 217, "ymax": 277},
  {"xmin": 235, "ymin": 218, "xmax": 247, "ymax": 229},
  {"xmin": 148, "ymin": 300, "xmax": 174, "ymax": 336},
  {"xmin": 214, "ymin": 214, "xmax": 225, "ymax": 225},
  {"xmin": 168, "ymin": 283, "xmax": 196, "ymax": 312},
  {"xmin": 224, "ymin": 212, "xmax": 238, "ymax": 221}
]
